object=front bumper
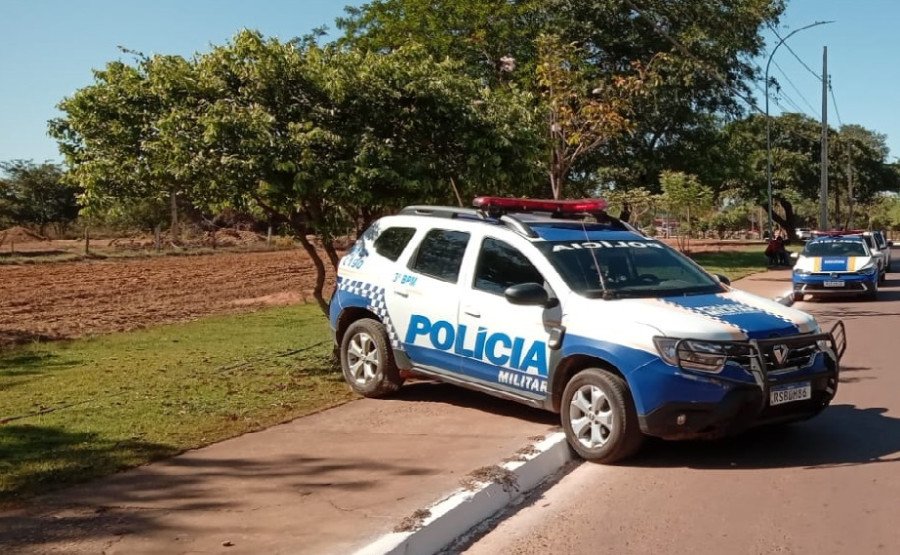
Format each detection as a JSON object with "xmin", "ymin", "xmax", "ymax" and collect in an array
[
  {"xmin": 636, "ymin": 322, "xmax": 846, "ymax": 440},
  {"xmin": 793, "ymin": 272, "xmax": 876, "ymax": 295}
]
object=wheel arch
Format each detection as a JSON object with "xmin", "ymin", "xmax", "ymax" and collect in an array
[
  {"xmin": 336, "ymin": 306, "xmax": 382, "ymax": 346},
  {"xmin": 550, "ymin": 354, "xmax": 627, "ymax": 413}
]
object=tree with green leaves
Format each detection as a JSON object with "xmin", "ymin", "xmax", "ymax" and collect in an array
[
  {"xmin": 537, "ymin": 34, "xmax": 654, "ymax": 199},
  {"xmin": 182, "ymin": 31, "xmax": 537, "ymax": 312},
  {"xmin": 338, "ymin": 0, "xmax": 785, "ymax": 192},
  {"xmin": 0, "ymin": 160, "xmax": 79, "ymax": 236},
  {"xmin": 659, "ymin": 170, "xmax": 712, "ymax": 251},
  {"xmin": 49, "ymin": 52, "xmax": 197, "ymax": 243}
]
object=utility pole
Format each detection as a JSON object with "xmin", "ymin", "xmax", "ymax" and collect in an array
[{"xmin": 819, "ymin": 46, "xmax": 829, "ymax": 230}]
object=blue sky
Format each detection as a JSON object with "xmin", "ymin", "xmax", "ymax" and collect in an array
[{"xmin": 1, "ymin": 0, "xmax": 897, "ymax": 163}]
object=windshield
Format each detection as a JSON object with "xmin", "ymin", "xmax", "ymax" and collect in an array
[
  {"xmin": 803, "ymin": 239, "xmax": 867, "ymax": 257},
  {"xmin": 537, "ymin": 239, "xmax": 722, "ymax": 298}
]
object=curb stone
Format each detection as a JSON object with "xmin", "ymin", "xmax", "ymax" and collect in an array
[{"xmin": 353, "ymin": 432, "xmax": 574, "ymax": 555}]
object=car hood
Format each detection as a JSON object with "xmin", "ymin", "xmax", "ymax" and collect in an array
[
  {"xmin": 794, "ymin": 254, "xmax": 873, "ymax": 273},
  {"xmin": 566, "ymin": 288, "xmax": 818, "ymax": 344}
]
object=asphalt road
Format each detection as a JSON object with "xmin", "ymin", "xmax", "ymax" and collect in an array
[{"xmin": 465, "ymin": 265, "xmax": 900, "ymax": 555}]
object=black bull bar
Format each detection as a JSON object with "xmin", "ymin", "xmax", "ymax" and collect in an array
[{"xmin": 673, "ymin": 321, "xmax": 846, "ymax": 411}]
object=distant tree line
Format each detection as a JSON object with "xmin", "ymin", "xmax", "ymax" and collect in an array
[{"xmin": 9, "ymin": 0, "xmax": 895, "ymax": 313}]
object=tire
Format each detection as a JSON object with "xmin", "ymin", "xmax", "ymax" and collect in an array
[
  {"xmin": 340, "ymin": 318, "xmax": 404, "ymax": 398},
  {"xmin": 864, "ymin": 280, "xmax": 878, "ymax": 301},
  {"xmin": 792, "ymin": 292, "xmax": 804, "ymax": 303},
  {"xmin": 560, "ymin": 368, "xmax": 644, "ymax": 463}
]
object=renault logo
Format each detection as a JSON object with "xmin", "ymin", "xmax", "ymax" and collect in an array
[
  {"xmin": 773, "ymin": 344, "xmax": 790, "ymax": 366},
  {"xmin": 830, "ymin": 272, "xmax": 838, "ymax": 278}
]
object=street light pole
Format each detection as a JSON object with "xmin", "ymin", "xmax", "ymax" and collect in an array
[{"xmin": 765, "ymin": 21, "xmax": 833, "ymax": 239}]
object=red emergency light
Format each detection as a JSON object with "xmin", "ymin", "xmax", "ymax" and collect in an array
[{"xmin": 473, "ymin": 196, "xmax": 608, "ymax": 214}]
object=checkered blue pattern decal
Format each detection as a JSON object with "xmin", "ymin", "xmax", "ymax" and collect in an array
[
  {"xmin": 658, "ymin": 294, "xmax": 800, "ymax": 338},
  {"xmin": 336, "ymin": 277, "xmax": 400, "ymax": 347}
]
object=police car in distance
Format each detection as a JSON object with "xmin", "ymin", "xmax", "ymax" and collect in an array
[
  {"xmin": 793, "ymin": 234, "xmax": 880, "ymax": 301},
  {"xmin": 330, "ymin": 197, "xmax": 847, "ymax": 463}
]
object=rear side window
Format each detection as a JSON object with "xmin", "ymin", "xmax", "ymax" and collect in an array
[
  {"xmin": 473, "ymin": 238, "xmax": 544, "ymax": 295},
  {"xmin": 410, "ymin": 229, "xmax": 470, "ymax": 282},
  {"xmin": 874, "ymin": 233, "xmax": 887, "ymax": 249},
  {"xmin": 374, "ymin": 227, "xmax": 416, "ymax": 261}
]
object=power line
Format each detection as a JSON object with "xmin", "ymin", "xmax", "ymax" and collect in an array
[
  {"xmin": 768, "ymin": 24, "xmax": 823, "ymax": 82},
  {"xmin": 828, "ymin": 81, "xmax": 844, "ymax": 127},
  {"xmin": 625, "ymin": 0, "xmax": 819, "ymax": 145},
  {"xmin": 624, "ymin": 0, "xmax": 765, "ymax": 115},
  {"xmin": 771, "ymin": 59, "xmax": 820, "ymax": 117}
]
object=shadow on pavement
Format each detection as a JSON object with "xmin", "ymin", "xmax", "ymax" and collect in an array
[
  {"xmin": 1, "ymin": 439, "xmax": 438, "ymax": 552},
  {"xmin": 630, "ymin": 404, "xmax": 900, "ymax": 470},
  {"xmin": 838, "ymin": 365, "xmax": 874, "ymax": 384},
  {"xmin": 392, "ymin": 381, "xmax": 558, "ymax": 426}
]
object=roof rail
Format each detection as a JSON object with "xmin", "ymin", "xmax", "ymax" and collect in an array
[
  {"xmin": 500, "ymin": 215, "xmax": 539, "ymax": 238},
  {"xmin": 398, "ymin": 206, "xmax": 486, "ymax": 219}
]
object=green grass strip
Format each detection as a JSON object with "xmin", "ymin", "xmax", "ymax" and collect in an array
[{"xmin": 0, "ymin": 304, "xmax": 353, "ymax": 503}]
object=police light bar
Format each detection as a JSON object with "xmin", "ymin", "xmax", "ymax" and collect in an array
[
  {"xmin": 473, "ymin": 196, "xmax": 607, "ymax": 214},
  {"xmin": 812, "ymin": 229, "xmax": 866, "ymax": 236}
]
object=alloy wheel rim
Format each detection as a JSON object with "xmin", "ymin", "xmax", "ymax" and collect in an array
[
  {"xmin": 569, "ymin": 384, "xmax": 614, "ymax": 449},
  {"xmin": 347, "ymin": 331, "xmax": 379, "ymax": 385}
]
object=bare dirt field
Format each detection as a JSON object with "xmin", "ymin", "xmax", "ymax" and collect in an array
[
  {"xmin": 0, "ymin": 249, "xmax": 336, "ymax": 347},
  {"xmin": 0, "ymin": 236, "xmax": 761, "ymax": 349}
]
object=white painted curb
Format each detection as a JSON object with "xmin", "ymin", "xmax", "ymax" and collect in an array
[{"xmin": 354, "ymin": 432, "xmax": 574, "ymax": 555}]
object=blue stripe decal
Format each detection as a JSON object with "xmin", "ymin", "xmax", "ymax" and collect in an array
[
  {"xmin": 820, "ymin": 257, "xmax": 849, "ymax": 272},
  {"xmin": 659, "ymin": 294, "xmax": 799, "ymax": 339},
  {"xmin": 403, "ymin": 344, "xmax": 549, "ymax": 398}
]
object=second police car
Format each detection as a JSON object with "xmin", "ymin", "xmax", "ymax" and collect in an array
[
  {"xmin": 792, "ymin": 234, "xmax": 880, "ymax": 301},
  {"xmin": 330, "ymin": 198, "xmax": 847, "ymax": 463}
]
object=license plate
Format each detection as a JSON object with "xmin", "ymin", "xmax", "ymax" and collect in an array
[
  {"xmin": 770, "ymin": 382, "xmax": 812, "ymax": 406},
  {"xmin": 823, "ymin": 281, "xmax": 844, "ymax": 288}
]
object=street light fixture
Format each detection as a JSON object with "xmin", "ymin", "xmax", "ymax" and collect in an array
[{"xmin": 765, "ymin": 20, "xmax": 833, "ymax": 239}]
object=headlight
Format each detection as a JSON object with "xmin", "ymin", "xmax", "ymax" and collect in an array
[
  {"xmin": 653, "ymin": 337, "xmax": 727, "ymax": 373},
  {"xmin": 793, "ymin": 268, "xmax": 810, "ymax": 275},
  {"xmin": 857, "ymin": 264, "xmax": 876, "ymax": 275}
]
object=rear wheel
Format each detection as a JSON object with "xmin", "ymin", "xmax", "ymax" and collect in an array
[
  {"xmin": 340, "ymin": 318, "xmax": 404, "ymax": 397},
  {"xmin": 560, "ymin": 368, "xmax": 644, "ymax": 463}
]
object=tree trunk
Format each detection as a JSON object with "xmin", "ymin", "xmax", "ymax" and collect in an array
[
  {"xmin": 154, "ymin": 224, "xmax": 162, "ymax": 252},
  {"xmin": 84, "ymin": 224, "xmax": 90, "ymax": 256},
  {"xmin": 772, "ymin": 199, "xmax": 798, "ymax": 241},
  {"xmin": 170, "ymin": 192, "xmax": 179, "ymax": 242},
  {"xmin": 296, "ymin": 233, "xmax": 330, "ymax": 315}
]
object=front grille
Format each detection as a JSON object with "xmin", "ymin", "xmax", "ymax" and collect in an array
[
  {"xmin": 727, "ymin": 337, "xmax": 820, "ymax": 373},
  {"xmin": 803, "ymin": 282, "xmax": 866, "ymax": 292}
]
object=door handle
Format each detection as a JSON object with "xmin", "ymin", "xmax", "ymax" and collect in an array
[
  {"xmin": 463, "ymin": 308, "xmax": 481, "ymax": 318},
  {"xmin": 394, "ymin": 290, "xmax": 409, "ymax": 298}
]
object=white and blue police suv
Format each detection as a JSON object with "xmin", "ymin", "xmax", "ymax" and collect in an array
[
  {"xmin": 792, "ymin": 234, "xmax": 880, "ymax": 301},
  {"xmin": 330, "ymin": 197, "xmax": 847, "ymax": 463}
]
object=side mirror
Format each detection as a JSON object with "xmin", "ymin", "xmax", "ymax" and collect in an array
[
  {"xmin": 714, "ymin": 274, "xmax": 731, "ymax": 286},
  {"xmin": 505, "ymin": 282, "xmax": 556, "ymax": 308}
]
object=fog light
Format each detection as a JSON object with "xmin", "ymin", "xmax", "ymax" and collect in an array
[{"xmin": 676, "ymin": 414, "xmax": 687, "ymax": 426}]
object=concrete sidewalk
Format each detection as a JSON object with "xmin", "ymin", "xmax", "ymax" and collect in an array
[
  {"xmin": 730, "ymin": 269, "xmax": 793, "ymax": 299},
  {"xmin": 1, "ymin": 384, "xmax": 557, "ymax": 554},
  {"xmin": 1, "ymin": 270, "xmax": 794, "ymax": 555}
]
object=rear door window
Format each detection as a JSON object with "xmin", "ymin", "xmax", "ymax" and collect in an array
[
  {"xmin": 374, "ymin": 227, "xmax": 416, "ymax": 261},
  {"xmin": 409, "ymin": 229, "xmax": 470, "ymax": 283}
]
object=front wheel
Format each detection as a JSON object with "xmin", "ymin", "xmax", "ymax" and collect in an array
[
  {"xmin": 561, "ymin": 368, "xmax": 644, "ymax": 463},
  {"xmin": 340, "ymin": 318, "xmax": 404, "ymax": 397},
  {"xmin": 864, "ymin": 281, "xmax": 878, "ymax": 301}
]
